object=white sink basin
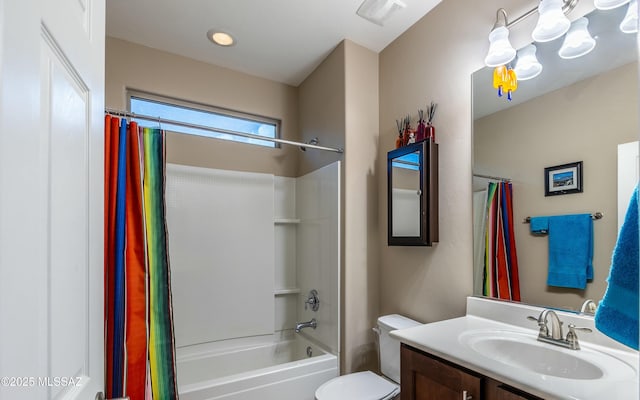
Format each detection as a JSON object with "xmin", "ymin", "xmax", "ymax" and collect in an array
[{"xmin": 459, "ymin": 329, "xmax": 637, "ymax": 381}]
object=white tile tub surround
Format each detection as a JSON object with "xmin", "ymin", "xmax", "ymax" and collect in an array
[
  {"xmin": 166, "ymin": 164, "xmax": 275, "ymax": 347},
  {"xmin": 177, "ymin": 335, "xmax": 338, "ymax": 400},
  {"xmin": 296, "ymin": 162, "xmax": 341, "ymax": 356},
  {"xmin": 167, "ymin": 164, "xmax": 341, "ymax": 400}
]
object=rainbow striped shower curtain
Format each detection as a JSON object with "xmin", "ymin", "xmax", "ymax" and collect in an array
[
  {"xmin": 483, "ymin": 181, "xmax": 521, "ymax": 301},
  {"xmin": 104, "ymin": 116, "xmax": 178, "ymax": 400}
]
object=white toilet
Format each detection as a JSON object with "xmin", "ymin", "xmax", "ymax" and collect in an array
[{"xmin": 315, "ymin": 314, "xmax": 421, "ymax": 400}]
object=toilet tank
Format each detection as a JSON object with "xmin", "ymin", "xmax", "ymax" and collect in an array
[{"xmin": 377, "ymin": 314, "xmax": 421, "ymax": 384}]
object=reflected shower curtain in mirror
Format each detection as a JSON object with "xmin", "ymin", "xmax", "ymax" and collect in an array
[
  {"xmin": 482, "ymin": 182, "xmax": 521, "ymax": 301},
  {"xmin": 104, "ymin": 115, "xmax": 179, "ymax": 400}
]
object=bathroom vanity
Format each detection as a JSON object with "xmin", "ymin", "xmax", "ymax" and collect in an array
[
  {"xmin": 401, "ymin": 344, "xmax": 542, "ymax": 400},
  {"xmin": 392, "ymin": 297, "xmax": 639, "ymax": 400}
]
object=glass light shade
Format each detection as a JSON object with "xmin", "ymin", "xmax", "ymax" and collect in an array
[
  {"xmin": 620, "ymin": 0, "xmax": 638, "ymax": 33},
  {"xmin": 532, "ymin": 0, "xmax": 571, "ymax": 42},
  {"xmin": 594, "ymin": 0, "xmax": 629, "ymax": 10},
  {"xmin": 558, "ymin": 17, "xmax": 596, "ymax": 59},
  {"xmin": 514, "ymin": 44, "xmax": 543, "ymax": 81},
  {"xmin": 484, "ymin": 26, "xmax": 516, "ymax": 67}
]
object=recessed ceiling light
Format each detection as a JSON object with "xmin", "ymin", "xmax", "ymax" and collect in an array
[{"xmin": 207, "ymin": 29, "xmax": 235, "ymax": 47}]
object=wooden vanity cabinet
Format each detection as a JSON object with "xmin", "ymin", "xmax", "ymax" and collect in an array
[
  {"xmin": 401, "ymin": 344, "xmax": 543, "ymax": 400},
  {"xmin": 401, "ymin": 344, "xmax": 481, "ymax": 400},
  {"xmin": 484, "ymin": 380, "xmax": 542, "ymax": 400}
]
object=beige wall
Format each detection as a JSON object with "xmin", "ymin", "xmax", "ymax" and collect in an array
[
  {"xmin": 297, "ymin": 42, "xmax": 346, "ymax": 176},
  {"xmin": 298, "ymin": 40, "xmax": 380, "ymax": 374},
  {"xmin": 474, "ymin": 62, "xmax": 638, "ymax": 310},
  {"xmin": 105, "ymin": 37, "xmax": 300, "ymax": 177},
  {"xmin": 343, "ymin": 40, "xmax": 380, "ymax": 373},
  {"xmin": 378, "ymin": 0, "xmax": 540, "ymax": 324}
]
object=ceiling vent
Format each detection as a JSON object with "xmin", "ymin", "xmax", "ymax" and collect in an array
[{"xmin": 356, "ymin": 0, "xmax": 406, "ymax": 26}]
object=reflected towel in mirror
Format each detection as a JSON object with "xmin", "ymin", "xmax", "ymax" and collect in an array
[
  {"xmin": 529, "ymin": 214, "xmax": 594, "ymax": 289},
  {"xmin": 595, "ymin": 185, "xmax": 639, "ymax": 350}
]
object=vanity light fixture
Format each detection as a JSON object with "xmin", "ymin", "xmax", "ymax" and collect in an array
[
  {"xmin": 513, "ymin": 44, "xmax": 543, "ymax": 80},
  {"xmin": 558, "ymin": 17, "xmax": 596, "ymax": 59},
  {"xmin": 532, "ymin": 0, "xmax": 572, "ymax": 42},
  {"xmin": 619, "ymin": 0, "xmax": 638, "ymax": 33},
  {"xmin": 484, "ymin": 0, "xmax": 579, "ymax": 67},
  {"xmin": 594, "ymin": 0, "xmax": 630, "ymax": 10},
  {"xmin": 207, "ymin": 29, "xmax": 235, "ymax": 47},
  {"xmin": 484, "ymin": 9, "xmax": 517, "ymax": 67}
]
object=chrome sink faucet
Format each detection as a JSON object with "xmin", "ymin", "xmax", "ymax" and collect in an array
[
  {"xmin": 580, "ymin": 299, "xmax": 597, "ymax": 315},
  {"xmin": 528, "ymin": 309, "xmax": 592, "ymax": 350},
  {"xmin": 540, "ymin": 309, "xmax": 563, "ymax": 340},
  {"xmin": 295, "ymin": 318, "xmax": 317, "ymax": 333}
]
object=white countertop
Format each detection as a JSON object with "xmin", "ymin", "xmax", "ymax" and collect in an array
[{"xmin": 390, "ymin": 297, "xmax": 639, "ymax": 400}]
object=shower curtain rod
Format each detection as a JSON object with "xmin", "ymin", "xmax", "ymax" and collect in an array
[
  {"xmin": 473, "ymin": 173, "xmax": 511, "ymax": 182},
  {"xmin": 105, "ymin": 108, "xmax": 344, "ymax": 154}
]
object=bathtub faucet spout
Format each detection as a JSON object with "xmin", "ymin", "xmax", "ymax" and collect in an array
[{"xmin": 295, "ymin": 318, "xmax": 317, "ymax": 333}]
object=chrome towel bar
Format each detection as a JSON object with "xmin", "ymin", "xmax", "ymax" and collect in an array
[{"xmin": 524, "ymin": 212, "xmax": 603, "ymax": 223}]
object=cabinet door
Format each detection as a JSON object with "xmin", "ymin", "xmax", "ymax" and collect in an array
[
  {"xmin": 485, "ymin": 379, "xmax": 543, "ymax": 400},
  {"xmin": 388, "ymin": 139, "xmax": 439, "ymax": 246},
  {"xmin": 401, "ymin": 344, "xmax": 481, "ymax": 400}
]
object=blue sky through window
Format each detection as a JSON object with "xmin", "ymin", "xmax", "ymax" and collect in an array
[
  {"xmin": 130, "ymin": 96, "xmax": 278, "ymax": 148},
  {"xmin": 392, "ymin": 152, "xmax": 420, "ymax": 171}
]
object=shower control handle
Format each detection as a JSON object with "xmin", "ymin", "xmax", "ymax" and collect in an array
[{"xmin": 304, "ymin": 289, "xmax": 320, "ymax": 312}]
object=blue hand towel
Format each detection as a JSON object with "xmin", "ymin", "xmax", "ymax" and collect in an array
[
  {"xmin": 595, "ymin": 186, "xmax": 639, "ymax": 350},
  {"xmin": 547, "ymin": 214, "xmax": 593, "ymax": 289},
  {"xmin": 529, "ymin": 214, "xmax": 593, "ymax": 289},
  {"xmin": 529, "ymin": 216, "xmax": 549, "ymax": 235}
]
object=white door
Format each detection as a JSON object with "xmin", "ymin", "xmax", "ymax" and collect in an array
[
  {"xmin": 618, "ymin": 141, "xmax": 639, "ymax": 230},
  {"xmin": 0, "ymin": 0, "xmax": 105, "ymax": 399}
]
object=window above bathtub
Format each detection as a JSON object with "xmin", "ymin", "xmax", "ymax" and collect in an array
[{"xmin": 127, "ymin": 90, "xmax": 280, "ymax": 148}]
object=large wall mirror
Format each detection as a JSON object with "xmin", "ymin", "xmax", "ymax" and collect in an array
[
  {"xmin": 472, "ymin": 5, "xmax": 638, "ymax": 311},
  {"xmin": 388, "ymin": 140, "xmax": 439, "ymax": 246}
]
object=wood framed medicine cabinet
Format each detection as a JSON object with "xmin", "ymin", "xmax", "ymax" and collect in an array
[{"xmin": 387, "ymin": 140, "xmax": 438, "ymax": 246}]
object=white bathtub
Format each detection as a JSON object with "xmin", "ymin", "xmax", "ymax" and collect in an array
[{"xmin": 177, "ymin": 335, "xmax": 338, "ymax": 400}]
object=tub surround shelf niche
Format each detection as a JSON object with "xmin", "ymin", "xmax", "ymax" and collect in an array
[
  {"xmin": 275, "ymin": 218, "xmax": 301, "ymax": 224},
  {"xmin": 274, "ymin": 288, "xmax": 301, "ymax": 296}
]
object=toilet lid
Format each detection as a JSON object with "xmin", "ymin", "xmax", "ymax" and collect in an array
[{"xmin": 315, "ymin": 371, "xmax": 399, "ymax": 400}]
